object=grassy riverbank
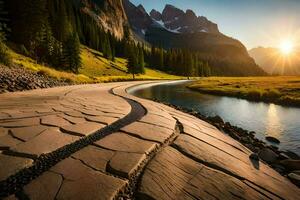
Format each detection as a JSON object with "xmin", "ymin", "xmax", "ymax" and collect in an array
[
  {"xmin": 188, "ymin": 76, "xmax": 300, "ymax": 107},
  {"xmin": 7, "ymin": 45, "xmax": 181, "ymax": 83}
]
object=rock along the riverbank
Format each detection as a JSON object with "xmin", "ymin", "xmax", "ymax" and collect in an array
[{"xmin": 0, "ymin": 65, "xmax": 70, "ymax": 94}]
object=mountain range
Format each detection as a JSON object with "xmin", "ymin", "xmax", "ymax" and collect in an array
[
  {"xmin": 249, "ymin": 47, "xmax": 300, "ymax": 75},
  {"xmin": 122, "ymin": 0, "xmax": 264, "ymax": 76}
]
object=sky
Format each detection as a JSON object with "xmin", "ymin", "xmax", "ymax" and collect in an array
[{"xmin": 131, "ymin": 0, "xmax": 300, "ymax": 50}]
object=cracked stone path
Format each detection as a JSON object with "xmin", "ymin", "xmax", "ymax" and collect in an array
[{"xmin": 0, "ymin": 82, "xmax": 299, "ymax": 200}]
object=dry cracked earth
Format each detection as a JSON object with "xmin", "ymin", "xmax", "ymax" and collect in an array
[{"xmin": 0, "ymin": 81, "xmax": 299, "ymax": 200}]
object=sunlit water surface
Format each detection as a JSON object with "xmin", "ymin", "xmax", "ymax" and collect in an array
[{"xmin": 129, "ymin": 81, "xmax": 300, "ymax": 154}]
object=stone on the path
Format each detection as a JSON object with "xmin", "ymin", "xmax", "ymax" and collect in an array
[
  {"xmin": 179, "ymin": 118, "xmax": 250, "ymax": 154},
  {"xmin": 72, "ymin": 145, "xmax": 114, "ymax": 172},
  {"xmin": 61, "ymin": 115, "xmax": 87, "ymax": 124},
  {"xmin": 0, "ymin": 154, "xmax": 33, "ymax": 181},
  {"xmin": 85, "ymin": 115, "xmax": 118, "ymax": 125},
  {"xmin": 78, "ymin": 109, "xmax": 105, "ymax": 117},
  {"xmin": 24, "ymin": 171, "xmax": 63, "ymax": 200},
  {"xmin": 94, "ymin": 132, "xmax": 157, "ymax": 154},
  {"xmin": 12, "ymin": 128, "xmax": 78, "ymax": 157},
  {"xmin": 258, "ymin": 148, "xmax": 278, "ymax": 163},
  {"xmin": 64, "ymin": 111, "xmax": 86, "ymax": 118},
  {"xmin": 41, "ymin": 115, "xmax": 71, "ymax": 127},
  {"xmin": 0, "ymin": 118, "xmax": 40, "ymax": 128},
  {"xmin": 108, "ymin": 152, "xmax": 146, "ymax": 178},
  {"xmin": 139, "ymin": 113, "xmax": 176, "ymax": 130},
  {"xmin": 9, "ymin": 125, "xmax": 48, "ymax": 141},
  {"xmin": 52, "ymin": 158, "xmax": 127, "ymax": 200},
  {"xmin": 0, "ymin": 134, "xmax": 22, "ymax": 149},
  {"xmin": 60, "ymin": 122, "xmax": 105, "ymax": 136},
  {"xmin": 121, "ymin": 121, "xmax": 173, "ymax": 143}
]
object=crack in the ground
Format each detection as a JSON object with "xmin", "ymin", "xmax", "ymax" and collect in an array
[
  {"xmin": 7, "ymin": 131, "xmax": 26, "ymax": 143},
  {"xmin": 130, "ymin": 119, "xmax": 181, "ymax": 200},
  {"xmin": 137, "ymin": 120, "xmax": 174, "ymax": 130},
  {"xmin": 243, "ymin": 180, "xmax": 283, "ymax": 200},
  {"xmin": 0, "ymin": 86, "xmax": 146, "ymax": 198},
  {"xmin": 2, "ymin": 150, "xmax": 37, "ymax": 160},
  {"xmin": 179, "ymin": 132, "xmax": 249, "ymax": 165},
  {"xmin": 118, "ymin": 130, "xmax": 163, "ymax": 144},
  {"xmin": 70, "ymin": 156, "xmax": 127, "ymax": 182},
  {"xmin": 172, "ymin": 120, "xmax": 285, "ymax": 200}
]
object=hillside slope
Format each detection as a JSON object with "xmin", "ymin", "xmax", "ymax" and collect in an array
[{"xmin": 7, "ymin": 44, "xmax": 180, "ymax": 84}]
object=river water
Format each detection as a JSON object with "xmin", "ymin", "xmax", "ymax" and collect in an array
[{"xmin": 129, "ymin": 81, "xmax": 300, "ymax": 154}]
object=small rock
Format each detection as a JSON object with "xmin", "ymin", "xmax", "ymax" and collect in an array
[
  {"xmin": 282, "ymin": 151, "xmax": 300, "ymax": 160},
  {"xmin": 280, "ymin": 159, "xmax": 300, "ymax": 171},
  {"xmin": 258, "ymin": 148, "xmax": 278, "ymax": 164},
  {"xmin": 208, "ymin": 115, "xmax": 224, "ymax": 124},
  {"xmin": 265, "ymin": 136, "xmax": 280, "ymax": 144},
  {"xmin": 288, "ymin": 171, "xmax": 300, "ymax": 187},
  {"xmin": 249, "ymin": 153, "xmax": 259, "ymax": 161},
  {"xmin": 279, "ymin": 152, "xmax": 291, "ymax": 160}
]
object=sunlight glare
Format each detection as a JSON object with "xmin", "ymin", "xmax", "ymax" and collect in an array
[{"xmin": 280, "ymin": 39, "xmax": 294, "ymax": 55}]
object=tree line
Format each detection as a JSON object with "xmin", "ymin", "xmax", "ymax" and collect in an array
[
  {"xmin": 1, "ymin": 0, "xmax": 215, "ymax": 78},
  {"xmin": 145, "ymin": 47, "xmax": 211, "ymax": 77}
]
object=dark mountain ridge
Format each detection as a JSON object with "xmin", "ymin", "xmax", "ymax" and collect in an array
[{"xmin": 123, "ymin": 0, "xmax": 265, "ymax": 76}]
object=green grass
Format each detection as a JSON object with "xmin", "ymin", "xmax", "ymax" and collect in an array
[
  {"xmin": 7, "ymin": 45, "xmax": 181, "ymax": 83},
  {"xmin": 188, "ymin": 76, "xmax": 300, "ymax": 107}
]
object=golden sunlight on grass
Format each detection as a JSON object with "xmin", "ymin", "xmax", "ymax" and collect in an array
[
  {"xmin": 7, "ymin": 45, "xmax": 181, "ymax": 83},
  {"xmin": 188, "ymin": 76, "xmax": 300, "ymax": 107}
]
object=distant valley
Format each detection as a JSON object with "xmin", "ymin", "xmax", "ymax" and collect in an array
[{"xmin": 249, "ymin": 47, "xmax": 300, "ymax": 75}]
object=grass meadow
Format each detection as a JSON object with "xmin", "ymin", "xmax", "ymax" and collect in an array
[{"xmin": 188, "ymin": 76, "xmax": 300, "ymax": 107}]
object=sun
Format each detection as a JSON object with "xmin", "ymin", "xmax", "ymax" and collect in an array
[{"xmin": 280, "ymin": 39, "xmax": 294, "ymax": 55}]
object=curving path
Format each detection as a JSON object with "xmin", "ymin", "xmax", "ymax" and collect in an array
[{"xmin": 0, "ymin": 81, "xmax": 299, "ymax": 200}]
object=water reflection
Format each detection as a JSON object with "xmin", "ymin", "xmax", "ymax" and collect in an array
[
  {"xmin": 265, "ymin": 104, "xmax": 283, "ymax": 140},
  {"xmin": 130, "ymin": 81, "xmax": 300, "ymax": 154}
]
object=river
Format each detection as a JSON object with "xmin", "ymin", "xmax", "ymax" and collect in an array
[{"xmin": 129, "ymin": 81, "xmax": 300, "ymax": 154}]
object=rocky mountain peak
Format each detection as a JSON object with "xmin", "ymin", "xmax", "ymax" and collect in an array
[
  {"xmin": 122, "ymin": 0, "xmax": 152, "ymax": 37},
  {"xmin": 157, "ymin": 4, "xmax": 219, "ymax": 34},
  {"xmin": 162, "ymin": 4, "xmax": 185, "ymax": 22},
  {"xmin": 137, "ymin": 4, "xmax": 147, "ymax": 15},
  {"xmin": 150, "ymin": 9, "xmax": 162, "ymax": 21},
  {"xmin": 186, "ymin": 9, "xmax": 197, "ymax": 19},
  {"xmin": 124, "ymin": 0, "xmax": 219, "ymax": 36}
]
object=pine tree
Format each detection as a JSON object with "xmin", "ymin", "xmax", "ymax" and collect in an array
[
  {"xmin": 102, "ymin": 33, "xmax": 113, "ymax": 60},
  {"xmin": 127, "ymin": 43, "xmax": 138, "ymax": 79},
  {"xmin": 0, "ymin": 0, "xmax": 11, "ymax": 66},
  {"xmin": 137, "ymin": 44, "xmax": 145, "ymax": 74},
  {"xmin": 62, "ymin": 32, "xmax": 81, "ymax": 73},
  {"xmin": 9, "ymin": 0, "xmax": 47, "ymax": 47},
  {"xmin": 53, "ymin": 0, "xmax": 71, "ymax": 42}
]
